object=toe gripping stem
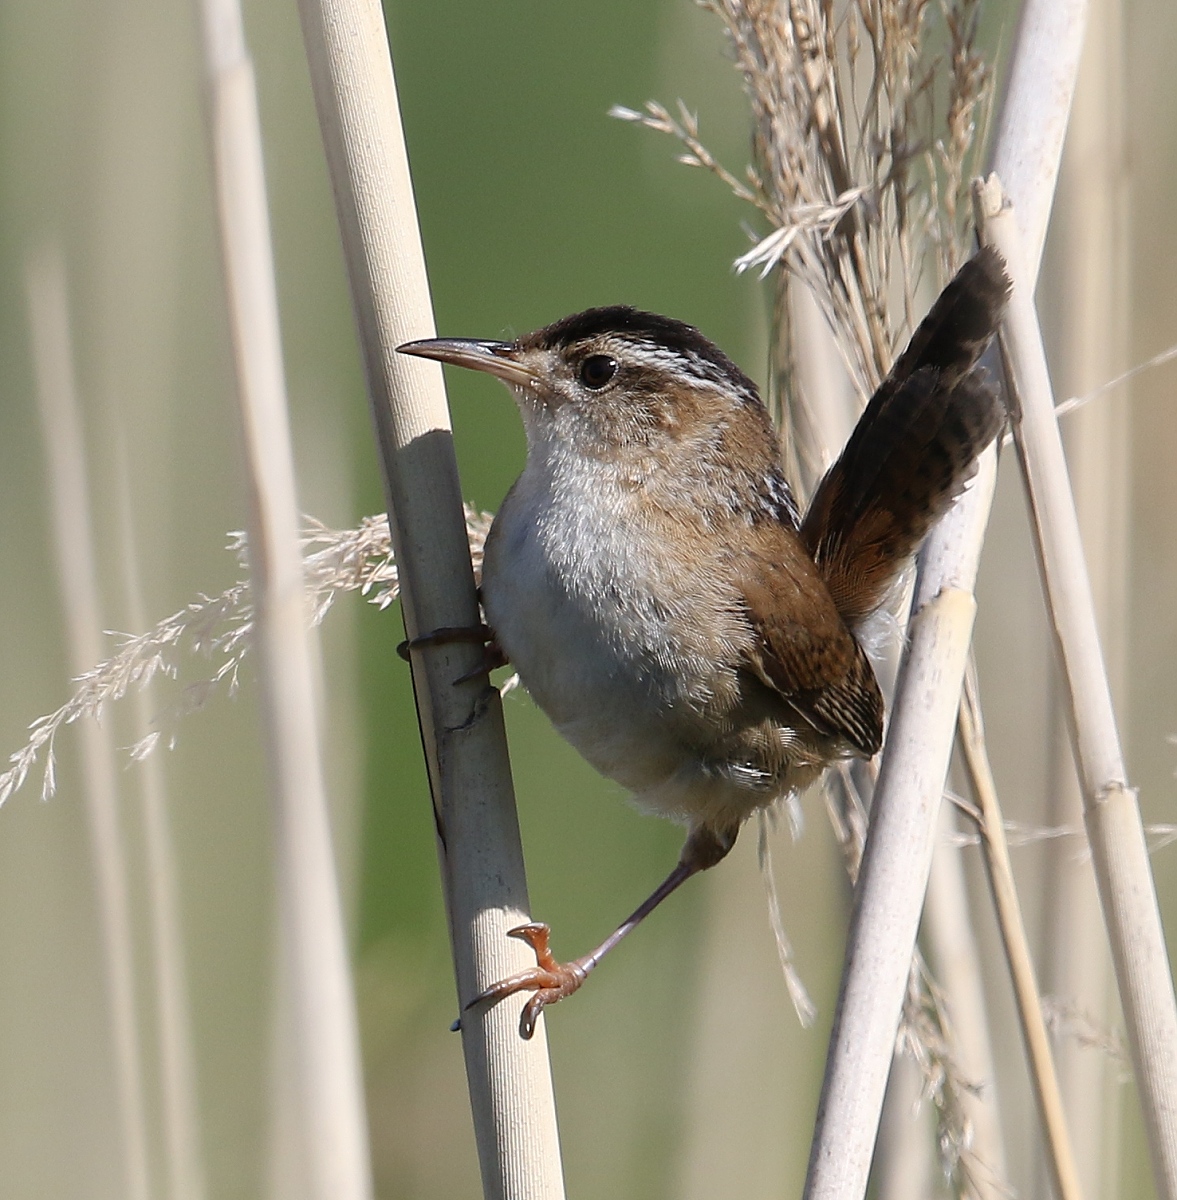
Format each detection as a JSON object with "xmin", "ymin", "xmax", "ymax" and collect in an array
[
  {"xmin": 454, "ymin": 923, "xmax": 590, "ymax": 1041},
  {"xmin": 397, "ymin": 624, "xmax": 506, "ymax": 682},
  {"xmin": 450, "ymin": 827, "xmax": 739, "ymax": 1039}
]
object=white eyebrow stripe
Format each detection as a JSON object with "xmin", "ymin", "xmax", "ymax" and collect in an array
[{"xmin": 592, "ymin": 338, "xmax": 759, "ymax": 402}]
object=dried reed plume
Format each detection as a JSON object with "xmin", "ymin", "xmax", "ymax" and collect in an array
[
  {"xmin": 615, "ymin": 0, "xmax": 990, "ymax": 393},
  {"xmin": 0, "ymin": 509, "xmax": 493, "ymax": 808}
]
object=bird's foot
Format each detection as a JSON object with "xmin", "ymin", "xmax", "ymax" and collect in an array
[
  {"xmin": 465, "ymin": 923, "xmax": 589, "ymax": 1040},
  {"xmin": 396, "ymin": 624, "xmax": 507, "ymax": 681},
  {"xmin": 396, "ymin": 623, "xmax": 491, "ymax": 660}
]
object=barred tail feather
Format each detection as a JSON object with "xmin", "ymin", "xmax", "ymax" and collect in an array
[{"xmin": 801, "ymin": 248, "xmax": 1011, "ymax": 626}]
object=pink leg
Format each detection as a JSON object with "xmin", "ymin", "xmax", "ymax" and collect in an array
[{"xmin": 462, "ymin": 824, "xmax": 738, "ymax": 1039}]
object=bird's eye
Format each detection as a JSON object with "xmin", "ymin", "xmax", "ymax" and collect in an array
[{"xmin": 578, "ymin": 355, "xmax": 618, "ymax": 390}]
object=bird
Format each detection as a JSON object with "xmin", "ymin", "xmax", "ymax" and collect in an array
[{"xmin": 398, "ymin": 246, "xmax": 1011, "ymax": 1039}]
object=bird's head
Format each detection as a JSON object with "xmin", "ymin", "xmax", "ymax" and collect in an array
[{"xmin": 398, "ymin": 306, "xmax": 767, "ymax": 460}]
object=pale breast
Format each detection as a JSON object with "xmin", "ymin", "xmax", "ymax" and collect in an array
[{"xmin": 481, "ymin": 447, "xmax": 807, "ymax": 829}]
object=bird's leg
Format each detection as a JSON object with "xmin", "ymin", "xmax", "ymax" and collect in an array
[{"xmin": 463, "ymin": 824, "xmax": 738, "ymax": 1039}]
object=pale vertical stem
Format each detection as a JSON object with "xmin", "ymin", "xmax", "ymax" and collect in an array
[
  {"xmin": 989, "ymin": 0, "xmax": 1090, "ymax": 284},
  {"xmin": 26, "ymin": 247, "xmax": 153, "ymax": 1200},
  {"xmin": 958, "ymin": 673, "xmax": 1084, "ymax": 1200},
  {"xmin": 922, "ymin": 802, "xmax": 1008, "ymax": 1199},
  {"xmin": 266, "ymin": 966, "xmax": 310, "ymax": 1200},
  {"xmin": 116, "ymin": 457, "xmax": 207, "ymax": 1200},
  {"xmin": 195, "ymin": 4, "xmax": 373, "ymax": 1199},
  {"xmin": 791, "ymin": 279, "xmax": 858, "ymax": 496},
  {"xmin": 802, "ymin": 461, "xmax": 996, "ymax": 1200},
  {"xmin": 1039, "ymin": 0, "xmax": 1131, "ymax": 1191},
  {"xmin": 873, "ymin": 1055, "xmax": 933, "ymax": 1200},
  {"xmin": 801, "ymin": 5, "xmax": 1090, "ymax": 1191},
  {"xmin": 293, "ymin": 3, "xmax": 566, "ymax": 1199},
  {"xmin": 978, "ymin": 181, "xmax": 1177, "ymax": 1200},
  {"xmin": 675, "ymin": 833, "xmax": 806, "ymax": 1199}
]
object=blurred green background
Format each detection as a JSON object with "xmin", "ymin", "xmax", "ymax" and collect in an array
[{"xmin": 0, "ymin": 0, "xmax": 1175, "ymax": 1197}]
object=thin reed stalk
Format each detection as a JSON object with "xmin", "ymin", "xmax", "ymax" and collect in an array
[
  {"xmin": 987, "ymin": 0, "xmax": 1090, "ymax": 286},
  {"xmin": 957, "ymin": 668, "xmax": 1083, "ymax": 1200},
  {"xmin": 801, "ymin": 5, "xmax": 1091, "ymax": 1193},
  {"xmin": 759, "ymin": 52, "xmax": 1012, "ymax": 1189},
  {"xmin": 196, "ymin": 3, "xmax": 373, "ymax": 1199},
  {"xmin": 783, "ymin": 276, "xmax": 857, "ymax": 503},
  {"xmin": 874, "ymin": 1055, "xmax": 934, "ymax": 1200},
  {"xmin": 293, "ymin": 3, "xmax": 566, "ymax": 1198},
  {"xmin": 26, "ymin": 246, "xmax": 152, "ymax": 1200},
  {"xmin": 922, "ymin": 803, "xmax": 1008, "ymax": 1198},
  {"xmin": 1039, "ymin": 0, "xmax": 1132, "ymax": 1190},
  {"xmin": 977, "ymin": 177, "xmax": 1177, "ymax": 1200},
  {"xmin": 803, "ymin": 457, "xmax": 998, "ymax": 1200},
  {"xmin": 117, "ymin": 461, "xmax": 207, "ymax": 1200}
]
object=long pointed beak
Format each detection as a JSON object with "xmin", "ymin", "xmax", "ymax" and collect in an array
[{"xmin": 397, "ymin": 337, "xmax": 537, "ymax": 388}]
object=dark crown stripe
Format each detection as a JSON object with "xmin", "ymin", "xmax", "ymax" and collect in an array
[{"xmin": 524, "ymin": 305, "xmax": 761, "ymax": 403}]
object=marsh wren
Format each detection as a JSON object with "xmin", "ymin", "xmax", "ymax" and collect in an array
[{"xmin": 399, "ymin": 247, "xmax": 1010, "ymax": 1038}]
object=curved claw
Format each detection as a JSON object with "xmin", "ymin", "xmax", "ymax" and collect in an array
[
  {"xmin": 506, "ymin": 922, "xmax": 555, "ymax": 955},
  {"xmin": 520, "ymin": 990, "xmax": 563, "ymax": 1040},
  {"xmin": 463, "ymin": 922, "xmax": 590, "ymax": 1038},
  {"xmin": 397, "ymin": 624, "xmax": 494, "ymax": 663}
]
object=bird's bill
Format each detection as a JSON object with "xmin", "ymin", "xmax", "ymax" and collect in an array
[{"xmin": 397, "ymin": 337, "xmax": 537, "ymax": 387}]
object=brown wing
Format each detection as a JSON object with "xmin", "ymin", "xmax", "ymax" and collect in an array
[{"xmin": 731, "ymin": 521, "xmax": 883, "ymax": 758}]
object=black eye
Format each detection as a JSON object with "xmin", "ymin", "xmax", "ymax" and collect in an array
[{"xmin": 578, "ymin": 354, "xmax": 618, "ymax": 389}]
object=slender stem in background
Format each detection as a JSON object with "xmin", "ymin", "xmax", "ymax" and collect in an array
[
  {"xmin": 675, "ymin": 830, "xmax": 825, "ymax": 1199},
  {"xmin": 803, "ymin": 478, "xmax": 996, "ymax": 1200},
  {"xmin": 957, "ymin": 668, "xmax": 1083, "ymax": 1200},
  {"xmin": 26, "ymin": 246, "xmax": 152, "ymax": 1200},
  {"xmin": 987, "ymin": 0, "xmax": 1090, "ymax": 286},
  {"xmin": 195, "ymin": 3, "xmax": 373, "ymax": 1199},
  {"xmin": 1039, "ymin": 0, "xmax": 1131, "ymax": 1189},
  {"xmin": 873, "ymin": 1057, "xmax": 933, "ymax": 1200},
  {"xmin": 293, "ymin": 2, "xmax": 566, "ymax": 1198},
  {"xmin": 801, "ymin": 2, "xmax": 1090, "ymax": 1194},
  {"xmin": 116, "ymin": 452, "xmax": 207, "ymax": 1200},
  {"xmin": 920, "ymin": 801, "xmax": 1008, "ymax": 1200},
  {"xmin": 978, "ymin": 178, "xmax": 1177, "ymax": 1200},
  {"xmin": 785, "ymin": 275, "xmax": 857, "ymax": 500}
]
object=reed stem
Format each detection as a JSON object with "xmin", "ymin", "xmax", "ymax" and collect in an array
[
  {"xmin": 293, "ymin": 3, "xmax": 567, "ymax": 1196},
  {"xmin": 196, "ymin": 2, "xmax": 373, "ymax": 1196},
  {"xmin": 977, "ymin": 175, "xmax": 1177, "ymax": 1200}
]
